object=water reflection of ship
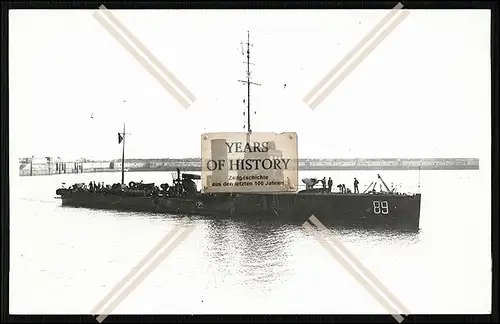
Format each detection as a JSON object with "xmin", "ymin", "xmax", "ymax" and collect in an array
[
  {"xmin": 236, "ymin": 220, "xmax": 292, "ymax": 287},
  {"xmin": 204, "ymin": 218, "xmax": 291, "ymax": 289},
  {"xmin": 203, "ymin": 219, "xmax": 233, "ymax": 289}
]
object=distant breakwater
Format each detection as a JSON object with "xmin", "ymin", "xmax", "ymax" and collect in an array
[{"xmin": 18, "ymin": 158, "xmax": 480, "ymax": 176}]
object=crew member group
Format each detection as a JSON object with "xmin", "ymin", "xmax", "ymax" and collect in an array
[{"xmin": 318, "ymin": 177, "xmax": 361, "ymax": 194}]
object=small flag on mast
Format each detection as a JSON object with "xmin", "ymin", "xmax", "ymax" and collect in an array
[{"xmin": 118, "ymin": 133, "xmax": 123, "ymax": 144}]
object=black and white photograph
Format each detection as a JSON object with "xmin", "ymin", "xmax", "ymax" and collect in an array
[{"xmin": 6, "ymin": 4, "xmax": 493, "ymax": 321}]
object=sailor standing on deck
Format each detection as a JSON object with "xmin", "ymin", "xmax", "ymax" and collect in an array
[
  {"xmin": 354, "ymin": 178, "xmax": 359, "ymax": 193},
  {"xmin": 327, "ymin": 177, "xmax": 333, "ymax": 192}
]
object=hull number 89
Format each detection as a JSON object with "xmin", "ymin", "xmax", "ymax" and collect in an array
[{"xmin": 373, "ymin": 201, "xmax": 389, "ymax": 214}]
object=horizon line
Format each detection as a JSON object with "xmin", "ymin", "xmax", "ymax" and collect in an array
[{"xmin": 21, "ymin": 157, "xmax": 481, "ymax": 162}]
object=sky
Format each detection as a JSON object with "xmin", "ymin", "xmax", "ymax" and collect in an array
[{"xmin": 9, "ymin": 9, "xmax": 491, "ymax": 161}]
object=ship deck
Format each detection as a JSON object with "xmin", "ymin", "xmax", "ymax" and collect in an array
[{"xmin": 211, "ymin": 191, "xmax": 419, "ymax": 197}]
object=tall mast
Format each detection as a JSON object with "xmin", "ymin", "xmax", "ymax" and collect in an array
[
  {"xmin": 121, "ymin": 123, "xmax": 125, "ymax": 185},
  {"xmin": 238, "ymin": 30, "xmax": 261, "ymax": 133},
  {"xmin": 119, "ymin": 100, "xmax": 131, "ymax": 185},
  {"xmin": 118, "ymin": 121, "xmax": 131, "ymax": 185},
  {"xmin": 418, "ymin": 165, "xmax": 421, "ymax": 193}
]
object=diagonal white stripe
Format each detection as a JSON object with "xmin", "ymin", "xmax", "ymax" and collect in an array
[
  {"xmin": 303, "ymin": 3, "xmax": 409, "ymax": 110},
  {"xmin": 309, "ymin": 215, "xmax": 411, "ymax": 315},
  {"xmin": 95, "ymin": 225, "xmax": 194, "ymax": 322},
  {"xmin": 93, "ymin": 7, "xmax": 195, "ymax": 109},
  {"xmin": 90, "ymin": 217, "xmax": 190, "ymax": 315},
  {"xmin": 307, "ymin": 10, "xmax": 409, "ymax": 110},
  {"xmin": 303, "ymin": 2, "xmax": 404, "ymax": 103},
  {"xmin": 97, "ymin": 5, "xmax": 197, "ymax": 104},
  {"xmin": 303, "ymin": 221, "xmax": 406, "ymax": 322}
]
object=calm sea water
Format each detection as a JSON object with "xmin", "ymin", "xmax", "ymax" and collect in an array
[{"xmin": 9, "ymin": 170, "xmax": 491, "ymax": 314}]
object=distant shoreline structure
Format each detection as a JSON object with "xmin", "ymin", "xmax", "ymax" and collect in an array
[{"xmin": 18, "ymin": 157, "xmax": 480, "ymax": 176}]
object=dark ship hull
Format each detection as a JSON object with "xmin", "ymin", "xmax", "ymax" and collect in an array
[{"xmin": 56, "ymin": 189, "xmax": 421, "ymax": 231}]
